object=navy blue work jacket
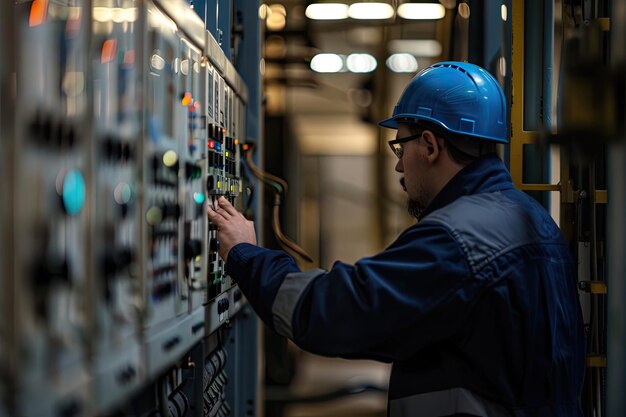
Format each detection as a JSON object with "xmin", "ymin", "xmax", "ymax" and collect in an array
[{"xmin": 227, "ymin": 154, "xmax": 585, "ymax": 417}]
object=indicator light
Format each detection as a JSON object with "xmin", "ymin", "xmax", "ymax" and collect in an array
[
  {"xmin": 61, "ymin": 169, "xmax": 86, "ymax": 216},
  {"xmin": 146, "ymin": 206, "xmax": 163, "ymax": 225},
  {"xmin": 29, "ymin": 0, "xmax": 48, "ymax": 27},
  {"xmin": 163, "ymin": 150, "xmax": 178, "ymax": 167},
  {"xmin": 123, "ymin": 50, "xmax": 135, "ymax": 65},
  {"xmin": 181, "ymin": 92, "xmax": 192, "ymax": 106},
  {"xmin": 194, "ymin": 192, "xmax": 205, "ymax": 204},
  {"xmin": 101, "ymin": 39, "xmax": 117, "ymax": 64},
  {"xmin": 114, "ymin": 182, "xmax": 133, "ymax": 205}
]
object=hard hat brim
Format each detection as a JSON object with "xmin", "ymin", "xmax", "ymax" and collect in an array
[{"xmin": 378, "ymin": 114, "xmax": 509, "ymax": 144}]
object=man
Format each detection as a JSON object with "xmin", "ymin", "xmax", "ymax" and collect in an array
[{"xmin": 207, "ymin": 62, "xmax": 585, "ymax": 417}]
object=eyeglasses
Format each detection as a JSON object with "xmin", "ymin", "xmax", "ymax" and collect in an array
[{"xmin": 388, "ymin": 132, "xmax": 423, "ymax": 159}]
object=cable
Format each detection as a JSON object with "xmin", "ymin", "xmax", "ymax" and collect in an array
[
  {"xmin": 244, "ymin": 144, "xmax": 289, "ymax": 194},
  {"xmin": 272, "ymin": 194, "xmax": 314, "ymax": 263},
  {"xmin": 242, "ymin": 144, "xmax": 313, "ymax": 263}
]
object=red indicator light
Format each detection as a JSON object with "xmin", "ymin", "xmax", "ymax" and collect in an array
[
  {"xmin": 123, "ymin": 50, "xmax": 135, "ymax": 65},
  {"xmin": 209, "ymin": 140, "xmax": 215, "ymax": 149}
]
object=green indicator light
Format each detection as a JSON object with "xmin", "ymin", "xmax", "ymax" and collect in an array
[{"xmin": 146, "ymin": 206, "xmax": 163, "ymax": 225}]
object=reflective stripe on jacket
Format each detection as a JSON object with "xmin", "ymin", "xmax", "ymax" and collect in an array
[{"xmin": 227, "ymin": 154, "xmax": 585, "ymax": 417}]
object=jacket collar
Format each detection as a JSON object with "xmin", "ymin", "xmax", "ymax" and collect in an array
[{"xmin": 421, "ymin": 154, "xmax": 515, "ymax": 219}]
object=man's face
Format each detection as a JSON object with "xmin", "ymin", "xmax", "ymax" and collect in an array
[{"xmin": 394, "ymin": 123, "xmax": 433, "ymax": 220}]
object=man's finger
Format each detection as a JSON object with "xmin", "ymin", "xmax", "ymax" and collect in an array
[
  {"xmin": 218, "ymin": 196, "xmax": 240, "ymax": 217},
  {"xmin": 210, "ymin": 199, "xmax": 232, "ymax": 219},
  {"xmin": 207, "ymin": 204, "xmax": 227, "ymax": 223}
]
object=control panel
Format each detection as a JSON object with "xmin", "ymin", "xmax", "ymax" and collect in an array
[
  {"xmin": 142, "ymin": 4, "xmax": 184, "ymax": 332},
  {"xmin": 91, "ymin": 0, "xmax": 143, "ymax": 409},
  {"xmin": 12, "ymin": 2, "xmax": 92, "ymax": 415},
  {"xmin": 4, "ymin": 1, "xmax": 253, "ymax": 416}
]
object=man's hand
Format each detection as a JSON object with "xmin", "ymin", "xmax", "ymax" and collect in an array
[{"xmin": 206, "ymin": 196, "xmax": 257, "ymax": 262}]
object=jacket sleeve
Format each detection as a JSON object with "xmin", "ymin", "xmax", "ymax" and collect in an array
[{"xmin": 227, "ymin": 222, "xmax": 475, "ymax": 361}]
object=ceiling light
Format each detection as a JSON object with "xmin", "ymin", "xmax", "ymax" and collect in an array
[
  {"xmin": 346, "ymin": 53, "xmax": 377, "ymax": 73},
  {"xmin": 498, "ymin": 56, "xmax": 507, "ymax": 77},
  {"xmin": 305, "ymin": 3, "xmax": 349, "ymax": 20},
  {"xmin": 386, "ymin": 53, "xmax": 419, "ymax": 73},
  {"xmin": 388, "ymin": 39, "xmax": 442, "ymax": 57},
  {"xmin": 348, "ymin": 3, "xmax": 394, "ymax": 20},
  {"xmin": 397, "ymin": 3, "xmax": 445, "ymax": 19},
  {"xmin": 259, "ymin": 4, "xmax": 269, "ymax": 19},
  {"xmin": 501, "ymin": 4, "xmax": 508, "ymax": 21},
  {"xmin": 266, "ymin": 4, "xmax": 287, "ymax": 31},
  {"xmin": 458, "ymin": 2, "xmax": 470, "ymax": 19},
  {"xmin": 310, "ymin": 53, "xmax": 344, "ymax": 73}
]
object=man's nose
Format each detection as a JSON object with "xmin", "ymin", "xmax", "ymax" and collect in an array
[{"xmin": 395, "ymin": 157, "xmax": 403, "ymax": 173}]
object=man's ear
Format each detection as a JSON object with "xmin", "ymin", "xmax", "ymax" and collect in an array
[{"xmin": 421, "ymin": 130, "xmax": 441, "ymax": 162}]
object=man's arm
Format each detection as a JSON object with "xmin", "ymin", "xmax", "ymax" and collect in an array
[{"xmin": 208, "ymin": 197, "xmax": 476, "ymax": 361}]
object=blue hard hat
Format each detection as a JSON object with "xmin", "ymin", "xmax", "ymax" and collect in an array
[{"xmin": 379, "ymin": 61, "xmax": 508, "ymax": 144}]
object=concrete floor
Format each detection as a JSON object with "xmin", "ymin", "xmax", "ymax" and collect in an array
[{"xmin": 278, "ymin": 350, "xmax": 390, "ymax": 417}]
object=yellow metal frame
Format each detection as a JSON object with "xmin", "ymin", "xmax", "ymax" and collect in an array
[
  {"xmin": 510, "ymin": 0, "xmax": 565, "ymax": 194},
  {"xmin": 587, "ymin": 355, "xmax": 607, "ymax": 368}
]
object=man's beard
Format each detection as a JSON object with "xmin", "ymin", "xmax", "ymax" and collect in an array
[
  {"xmin": 401, "ymin": 177, "xmax": 428, "ymax": 221},
  {"xmin": 407, "ymin": 199, "xmax": 426, "ymax": 220}
]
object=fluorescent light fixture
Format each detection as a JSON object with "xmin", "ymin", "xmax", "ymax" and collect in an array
[
  {"xmin": 310, "ymin": 53, "xmax": 344, "ymax": 73},
  {"xmin": 305, "ymin": 3, "xmax": 349, "ymax": 20},
  {"xmin": 348, "ymin": 3, "xmax": 394, "ymax": 20},
  {"xmin": 501, "ymin": 4, "xmax": 508, "ymax": 21},
  {"xmin": 388, "ymin": 39, "xmax": 442, "ymax": 57},
  {"xmin": 386, "ymin": 53, "xmax": 419, "ymax": 73},
  {"xmin": 346, "ymin": 53, "xmax": 377, "ymax": 73},
  {"xmin": 397, "ymin": 3, "xmax": 445, "ymax": 19}
]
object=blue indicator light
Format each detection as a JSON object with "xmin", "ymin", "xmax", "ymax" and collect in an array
[
  {"xmin": 62, "ymin": 169, "xmax": 86, "ymax": 215},
  {"xmin": 194, "ymin": 192, "xmax": 205, "ymax": 204}
]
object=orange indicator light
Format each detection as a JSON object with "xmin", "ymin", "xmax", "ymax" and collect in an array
[
  {"xmin": 29, "ymin": 0, "xmax": 48, "ymax": 27},
  {"xmin": 101, "ymin": 39, "xmax": 117, "ymax": 64},
  {"xmin": 181, "ymin": 92, "xmax": 193, "ymax": 106}
]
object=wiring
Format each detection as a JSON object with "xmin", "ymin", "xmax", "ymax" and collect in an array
[{"xmin": 242, "ymin": 143, "xmax": 313, "ymax": 263}]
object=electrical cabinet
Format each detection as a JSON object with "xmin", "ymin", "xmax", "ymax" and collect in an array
[
  {"xmin": 4, "ymin": 1, "xmax": 257, "ymax": 416},
  {"xmin": 12, "ymin": 2, "xmax": 93, "ymax": 415},
  {"xmin": 91, "ymin": 1, "xmax": 144, "ymax": 409}
]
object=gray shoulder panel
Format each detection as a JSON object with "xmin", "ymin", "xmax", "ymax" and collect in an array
[
  {"xmin": 423, "ymin": 192, "xmax": 560, "ymax": 273},
  {"xmin": 272, "ymin": 268, "xmax": 325, "ymax": 340}
]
